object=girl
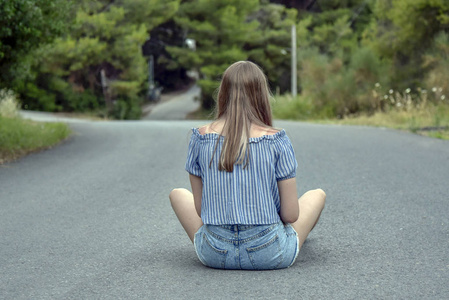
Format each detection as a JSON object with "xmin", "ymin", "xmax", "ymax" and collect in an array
[{"xmin": 170, "ymin": 61, "xmax": 325, "ymax": 270}]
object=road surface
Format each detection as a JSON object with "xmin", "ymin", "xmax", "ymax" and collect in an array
[
  {"xmin": 1, "ymin": 119, "xmax": 448, "ymax": 299},
  {"xmin": 143, "ymin": 85, "xmax": 201, "ymax": 120}
]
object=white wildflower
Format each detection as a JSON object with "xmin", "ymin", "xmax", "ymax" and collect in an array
[
  {"xmin": 383, "ymin": 95, "xmax": 388, "ymax": 99},
  {"xmin": 375, "ymin": 82, "xmax": 380, "ymax": 88},
  {"xmin": 405, "ymin": 88, "xmax": 411, "ymax": 94},
  {"xmin": 441, "ymin": 95, "xmax": 446, "ymax": 100},
  {"xmin": 389, "ymin": 89, "xmax": 394, "ymax": 94},
  {"xmin": 438, "ymin": 87, "xmax": 443, "ymax": 92},
  {"xmin": 396, "ymin": 103, "xmax": 402, "ymax": 107},
  {"xmin": 432, "ymin": 87, "xmax": 437, "ymax": 92}
]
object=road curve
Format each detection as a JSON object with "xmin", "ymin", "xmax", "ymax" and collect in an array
[
  {"xmin": 1, "ymin": 120, "xmax": 448, "ymax": 299},
  {"xmin": 144, "ymin": 85, "xmax": 201, "ymax": 120}
]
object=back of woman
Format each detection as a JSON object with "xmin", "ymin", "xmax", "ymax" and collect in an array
[{"xmin": 170, "ymin": 61, "xmax": 326, "ymax": 270}]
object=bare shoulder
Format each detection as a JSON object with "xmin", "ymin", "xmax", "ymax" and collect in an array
[
  {"xmin": 265, "ymin": 127, "xmax": 281, "ymax": 136},
  {"xmin": 198, "ymin": 124, "xmax": 209, "ymax": 135},
  {"xmin": 198, "ymin": 122, "xmax": 222, "ymax": 135},
  {"xmin": 250, "ymin": 125, "xmax": 281, "ymax": 138}
]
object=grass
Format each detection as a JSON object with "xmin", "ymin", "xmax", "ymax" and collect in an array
[
  {"xmin": 0, "ymin": 89, "xmax": 72, "ymax": 164},
  {"xmin": 0, "ymin": 116, "xmax": 71, "ymax": 164},
  {"xmin": 319, "ymin": 105, "xmax": 449, "ymax": 140},
  {"xmin": 272, "ymin": 93, "xmax": 449, "ymax": 140},
  {"xmin": 187, "ymin": 99, "xmax": 449, "ymax": 140}
]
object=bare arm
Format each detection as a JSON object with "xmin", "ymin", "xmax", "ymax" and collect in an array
[
  {"xmin": 278, "ymin": 178, "xmax": 299, "ymax": 223},
  {"xmin": 189, "ymin": 174, "xmax": 202, "ymax": 218}
]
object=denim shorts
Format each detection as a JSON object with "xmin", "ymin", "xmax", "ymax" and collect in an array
[{"xmin": 193, "ymin": 221, "xmax": 299, "ymax": 270}]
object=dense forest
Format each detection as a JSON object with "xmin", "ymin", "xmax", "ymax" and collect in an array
[{"xmin": 1, "ymin": 0, "xmax": 448, "ymax": 119}]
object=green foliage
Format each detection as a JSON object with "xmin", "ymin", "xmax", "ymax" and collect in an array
[
  {"xmin": 362, "ymin": 0, "xmax": 449, "ymax": 89},
  {"xmin": 0, "ymin": 116, "xmax": 71, "ymax": 164},
  {"xmin": 0, "ymin": 89, "xmax": 71, "ymax": 163},
  {"xmin": 168, "ymin": 0, "xmax": 260, "ymax": 109},
  {"xmin": 271, "ymin": 94, "xmax": 317, "ymax": 120},
  {"xmin": 18, "ymin": 82, "xmax": 58, "ymax": 112},
  {"xmin": 15, "ymin": 0, "xmax": 180, "ymax": 119},
  {"xmin": 423, "ymin": 32, "xmax": 449, "ymax": 95},
  {"xmin": 0, "ymin": 0, "xmax": 73, "ymax": 87},
  {"xmin": 368, "ymin": 0, "xmax": 449, "ymax": 55},
  {"xmin": 282, "ymin": 0, "xmax": 449, "ymax": 119},
  {"xmin": 246, "ymin": 2, "xmax": 297, "ymax": 92},
  {"xmin": 109, "ymin": 99, "xmax": 142, "ymax": 120},
  {"xmin": 3, "ymin": 0, "xmax": 448, "ymax": 121},
  {"xmin": 296, "ymin": 45, "xmax": 388, "ymax": 117},
  {"xmin": 62, "ymin": 89, "xmax": 100, "ymax": 112}
]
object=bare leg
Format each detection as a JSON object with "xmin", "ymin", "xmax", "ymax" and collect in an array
[
  {"xmin": 291, "ymin": 189, "xmax": 326, "ymax": 250},
  {"xmin": 169, "ymin": 188, "xmax": 203, "ymax": 243}
]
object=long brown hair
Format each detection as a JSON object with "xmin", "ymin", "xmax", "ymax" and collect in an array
[{"xmin": 212, "ymin": 61, "xmax": 273, "ymax": 172}]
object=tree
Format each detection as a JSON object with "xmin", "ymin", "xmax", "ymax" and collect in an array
[
  {"xmin": 423, "ymin": 32, "xmax": 449, "ymax": 96},
  {"xmin": 362, "ymin": 0, "xmax": 449, "ymax": 89},
  {"xmin": 245, "ymin": 1, "xmax": 297, "ymax": 93},
  {"xmin": 167, "ymin": 0, "xmax": 260, "ymax": 109},
  {"xmin": 143, "ymin": 20, "xmax": 193, "ymax": 92},
  {"xmin": 0, "ymin": 0, "xmax": 72, "ymax": 88},
  {"xmin": 288, "ymin": 0, "xmax": 388, "ymax": 116},
  {"xmin": 18, "ymin": 0, "xmax": 180, "ymax": 118}
]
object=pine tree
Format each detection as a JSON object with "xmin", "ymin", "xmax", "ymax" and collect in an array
[
  {"xmin": 167, "ymin": 0, "xmax": 260, "ymax": 109},
  {"xmin": 18, "ymin": 0, "xmax": 180, "ymax": 118},
  {"xmin": 0, "ymin": 0, "xmax": 72, "ymax": 88},
  {"xmin": 362, "ymin": 0, "xmax": 449, "ymax": 89},
  {"xmin": 245, "ymin": 1, "xmax": 297, "ymax": 93}
]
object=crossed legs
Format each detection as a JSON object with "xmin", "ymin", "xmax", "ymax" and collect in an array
[
  {"xmin": 169, "ymin": 188, "xmax": 326, "ymax": 248},
  {"xmin": 291, "ymin": 189, "xmax": 326, "ymax": 250},
  {"xmin": 169, "ymin": 188, "xmax": 203, "ymax": 243}
]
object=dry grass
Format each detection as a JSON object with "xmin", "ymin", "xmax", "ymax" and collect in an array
[
  {"xmin": 316, "ymin": 105, "xmax": 449, "ymax": 140},
  {"xmin": 0, "ymin": 89, "xmax": 20, "ymax": 118},
  {"xmin": 272, "ymin": 87, "xmax": 449, "ymax": 140}
]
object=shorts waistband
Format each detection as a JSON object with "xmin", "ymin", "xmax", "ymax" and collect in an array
[
  {"xmin": 203, "ymin": 223, "xmax": 280, "ymax": 244},
  {"xmin": 215, "ymin": 224, "xmax": 262, "ymax": 231}
]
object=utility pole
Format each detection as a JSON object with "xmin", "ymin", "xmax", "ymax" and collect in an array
[
  {"xmin": 291, "ymin": 24, "xmax": 297, "ymax": 97},
  {"xmin": 100, "ymin": 69, "xmax": 112, "ymax": 112}
]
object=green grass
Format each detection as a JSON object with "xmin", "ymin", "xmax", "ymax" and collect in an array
[
  {"xmin": 326, "ymin": 105, "xmax": 449, "ymax": 140},
  {"xmin": 272, "ymin": 94, "xmax": 449, "ymax": 140},
  {"xmin": 0, "ymin": 117, "xmax": 71, "ymax": 164},
  {"xmin": 272, "ymin": 94, "xmax": 326, "ymax": 120}
]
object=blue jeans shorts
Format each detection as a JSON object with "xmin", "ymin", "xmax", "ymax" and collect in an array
[{"xmin": 193, "ymin": 221, "xmax": 299, "ymax": 270}]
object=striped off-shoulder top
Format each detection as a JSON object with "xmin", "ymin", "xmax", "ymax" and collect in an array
[{"xmin": 185, "ymin": 128, "xmax": 297, "ymax": 225}]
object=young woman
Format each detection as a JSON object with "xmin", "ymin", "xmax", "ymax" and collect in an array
[{"xmin": 170, "ymin": 61, "xmax": 326, "ymax": 270}]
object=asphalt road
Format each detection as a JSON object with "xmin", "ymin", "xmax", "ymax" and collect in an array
[
  {"xmin": 1, "ymin": 119, "xmax": 448, "ymax": 299},
  {"xmin": 143, "ymin": 85, "xmax": 201, "ymax": 120}
]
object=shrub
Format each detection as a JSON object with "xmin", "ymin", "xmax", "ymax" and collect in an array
[
  {"xmin": 109, "ymin": 98, "xmax": 142, "ymax": 120},
  {"xmin": 297, "ymin": 47, "xmax": 389, "ymax": 118},
  {"xmin": 272, "ymin": 94, "xmax": 334, "ymax": 120},
  {"xmin": 0, "ymin": 89, "xmax": 20, "ymax": 117},
  {"xmin": 62, "ymin": 90, "xmax": 100, "ymax": 112},
  {"xmin": 423, "ymin": 32, "xmax": 449, "ymax": 96},
  {"xmin": 17, "ymin": 82, "xmax": 59, "ymax": 112}
]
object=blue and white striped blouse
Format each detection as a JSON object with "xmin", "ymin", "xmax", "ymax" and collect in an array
[{"xmin": 185, "ymin": 128, "xmax": 298, "ymax": 225}]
